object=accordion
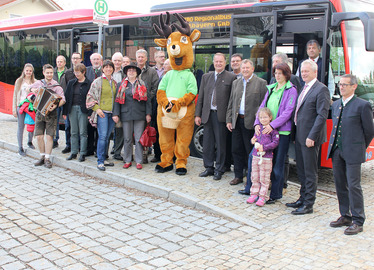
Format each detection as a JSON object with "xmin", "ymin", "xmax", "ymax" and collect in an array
[{"xmin": 33, "ymin": 87, "xmax": 61, "ymax": 116}]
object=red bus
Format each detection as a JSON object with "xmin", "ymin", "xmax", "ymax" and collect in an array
[{"xmin": 0, "ymin": 0, "xmax": 373, "ymax": 166}]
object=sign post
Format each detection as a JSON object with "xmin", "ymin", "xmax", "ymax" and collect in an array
[{"xmin": 93, "ymin": 0, "xmax": 109, "ymax": 55}]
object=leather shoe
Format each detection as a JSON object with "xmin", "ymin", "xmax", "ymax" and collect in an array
[
  {"xmin": 266, "ymin": 198, "xmax": 277, "ymax": 204},
  {"xmin": 291, "ymin": 205, "xmax": 313, "ymax": 215},
  {"xmin": 344, "ymin": 223, "xmax": 363, "ymax": 235},
  {"xmin": 113, "ymin": 154, "xmax": 123, "ymax": 161},
  {"xmin": 53, "ymin": 141, "xmax": 58, "ymax": 149},
  {"xmin": 230, "ymin": 178, "xmax": 243, "ymax": 185},
  {"xmin": 238, "ymin": 190, "xmax": 250, "ymax": 195},
  {"xmin": 330, "ymin": 216, "xmax": 352, "ymax": 228},
  {"xmin": 78, "ymin": 155, "xmax": 85, "ymax": 162},
  {"xmin": 62, "ymin": 147, "xmax": 71, "ymax": 154},
  {"xmin": 66, "ymin": 154, "xmax": 77, "ymax": 160},
  {"xmin": 286, "ymin": 199, "xmax": 303, "ymax": 208},
  {"xmin": 213, "ymin": 172, "xmax": 222, "ymax": 180},
  {"xmin": 34, "ymin": 156, "xmax": 45, "ymax": 166},
  {"xmin": 199, "ymin": 169, "xmax": 214, "ymax": 177}
]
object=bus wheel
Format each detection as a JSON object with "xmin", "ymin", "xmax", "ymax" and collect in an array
[{"xmin": 189, "ymin": 125, "xmax": 204, "ymax": 158}]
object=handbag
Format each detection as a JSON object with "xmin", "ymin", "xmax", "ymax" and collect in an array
[{"xmin": 140, "ymin": 125, "xmax": 157, "ymax": 147}]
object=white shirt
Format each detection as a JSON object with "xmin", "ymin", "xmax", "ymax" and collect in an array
[
  {"xmin": 342, "ymin": 94, "xmax": 354, "ymax": 107},
  {"xmin": 299, "ymin": 77, "xmax": 317, "ymax": 104},
  {"xmin": 239, "ymin": 74, "xmax": 254, "ymax": 115}
]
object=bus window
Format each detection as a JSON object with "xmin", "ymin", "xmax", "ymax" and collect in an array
[
  {"xmin": 329, "ymin": 28, "xmax": 345, "ymax": 96},
  {"xmin": 232, "ymin": 15, "xmax": 273, "ymax": 81},
  {"xmin": 345, "ymin": 20, "xmax": 374, "ymax": 108}
]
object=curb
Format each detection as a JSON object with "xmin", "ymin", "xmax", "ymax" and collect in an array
[{"xmin": 1, "ymin": 140, "xmax": 262, "ymax": 230}]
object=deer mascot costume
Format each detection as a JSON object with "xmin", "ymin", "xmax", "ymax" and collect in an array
[{"xmin": 153, "ymin": 12, "xmax": 201, "ymax": 175}]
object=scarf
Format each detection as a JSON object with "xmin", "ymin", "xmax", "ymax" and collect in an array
[{"xmin": 115, "ymin": 78, "xmax": 147, "ymax": 104}]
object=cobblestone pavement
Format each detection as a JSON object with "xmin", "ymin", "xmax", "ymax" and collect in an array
[{"xmin": 1, "ymin": 112, "xmax": 374, "ymax": 269}]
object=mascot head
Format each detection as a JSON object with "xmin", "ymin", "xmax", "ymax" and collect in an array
[{"xmin": 153, "ymin": 12, "xmax": 201, "ymax": 71}]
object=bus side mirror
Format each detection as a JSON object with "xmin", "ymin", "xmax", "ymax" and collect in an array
[{"xmin": 331, "ymin": 12, "xmax": 374, "ymax": 51}]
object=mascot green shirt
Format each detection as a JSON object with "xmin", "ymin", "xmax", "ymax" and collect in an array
[{"xmin": 159, "ymin": 70, "xmax": 197, "ymax": 98}]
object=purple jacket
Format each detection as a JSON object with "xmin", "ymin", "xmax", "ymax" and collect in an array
[
  {"xmin": 254, "ymin": 81, "xmax": 298, "ymax": 132},
  {"xmin": 252, "ymin": 124, "xmax": 280, "ymax": 158}
]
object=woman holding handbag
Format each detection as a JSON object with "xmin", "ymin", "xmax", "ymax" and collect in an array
[{"xmin": 113, "ymin": 64, "xmax": 151, "ymax": 170}]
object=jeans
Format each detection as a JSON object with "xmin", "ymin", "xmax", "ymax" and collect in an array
[
  {"xmin": 65, "ymin": 115, "xmax": 71, "ymax": 148},
  {"xmin": 69, "ymin": 105, "xmax": 88, "ymax": 155},
  {"xmin": 96, "ymin": 112, "xmax": 115, "ymax": 165},
  {"xmin": 269, "ymin": 135, "xmax": 290, "ymax": 200},
  {"xmin": 17, "ymin": 107, "xmax": 33, "ymax": 149},
  {"xmin": 245, "ymin": 148, "xmax": 254, "ymax": 193}
]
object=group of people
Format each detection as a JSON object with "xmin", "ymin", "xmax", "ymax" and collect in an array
[
  {"xmin": 13, "ymin": 39, "xmax": 374, "ymax": 235},
  {"xmin": 195, "ymin": 40, "xmax": 374, "ymax": 235},
  {"xmin": 13, "ymin": 49, "xmax": 172, "ymax": 171}
]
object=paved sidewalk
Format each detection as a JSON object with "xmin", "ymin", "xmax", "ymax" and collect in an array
[{"xmin": 1, "ymin": 112, "xmax": 374, "ymax": 268}]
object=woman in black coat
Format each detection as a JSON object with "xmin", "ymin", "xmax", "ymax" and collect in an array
[
  {"xmin": 63, "ymin": 63, "xmax": 91, "ymax": 162},
  {"xmin": 113, "ymin": 64, "xmax": 151, "ymax": 170}
]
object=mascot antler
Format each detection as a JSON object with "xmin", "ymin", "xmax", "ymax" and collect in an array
[
  {"xmin": 172, "ymin": 13, "xmax": 191, "ymax": 36},
  {"xmin": 153, "ymin": 12, "xmax": 172, "ymax": 39}
]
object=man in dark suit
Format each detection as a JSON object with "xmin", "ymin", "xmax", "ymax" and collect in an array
[
  {"xmin": 85, "ymin": 53, "xmax": 102, "ymax": 156},
  {"xmin": 295, "ymin": 40, "xmax": 335, "ymax": 98},
  {"xmin": 195, "ymin": 53, "xmax": 236, "ymax": 180},
  {"xmin": 226, "ymin": 59, "xmax": 267, "ymax": 185},
  {"xmin": 327, "ymin": 74, "xmax": 374, "ymax": 235},
  {"xmin": 286, "ymin": 59, "xmax": 330, "ymax": 215}
]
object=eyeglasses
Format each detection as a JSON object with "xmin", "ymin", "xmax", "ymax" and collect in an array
[
  {"xmin": 338, "ymin": 83, "xmax": 354, "ymax": 88},
  {"xmin": 72, "ymin": 57, "xmax": 81, "ymax": 60}
]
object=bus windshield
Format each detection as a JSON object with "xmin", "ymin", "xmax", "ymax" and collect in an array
[{"xmin": 341, "ymin": 0, "xmax": 374, "ymax": 107}]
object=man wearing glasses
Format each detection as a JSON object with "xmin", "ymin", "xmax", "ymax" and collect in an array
[{"xmin": 327, "ymin": 74, "xmax": 374, "ymax": 235}]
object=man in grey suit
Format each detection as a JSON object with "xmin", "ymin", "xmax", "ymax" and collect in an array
[
  {"xmin": 286, "ymin": 59, "xmax": 330, "ymax": 215},
  {"xmin": 195, "ymin": 53, "xmax": 236, "ymax": 180},
  {"xmin": 226, "ymin": 59, "xmax": 267, "ymax": 185},
  {"xmin": 327, "ymin": 74, "xmax": 374, "ymax": 235}
]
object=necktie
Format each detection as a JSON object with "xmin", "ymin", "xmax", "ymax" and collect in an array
[
  {"xmin": 212, "ymin": 73, "xmax": 218, "ymax": 107},
  {"xmin": 294, "ymin": 84, "xmax": 308, "ymax": 123}
]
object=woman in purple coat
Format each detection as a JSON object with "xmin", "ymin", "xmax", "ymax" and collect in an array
[{"xmin": 253, "ymin": 63, "xmax": 298, "ymax": 203}]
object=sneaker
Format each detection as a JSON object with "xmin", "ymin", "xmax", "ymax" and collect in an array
[
  {"xmin": 97, "ymin": 164, "xmax": 105, "ymax": 171},
  {"xmin": 34, "ymin": 156, "xmax": 45, "ymax": 166},
  {"xmin": 44, "ymin": 158, "xmax": 52, "ymax": 169},
  {"xmin": 27, "ymin": 142, "xmax": 35, "ymax": 149},
  {"xmin": 18, "ymin": 148, "xmax": 26, "ymax": 157},
  {"xmin": 246, "ymin": 195, "xmax": 258, "ymax": 204},
  {"xmin": 256, "ymin": 197, "xmax": 266, "ymax": 207}
]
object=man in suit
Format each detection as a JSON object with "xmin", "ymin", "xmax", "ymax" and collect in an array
[
  {"xmin": 327, "ymin": 74, "xmax": 374, "ymax": 235},
  {"xmin": 295, "ymin": 40, "xmax": 335, "ymax": 98},
  {"xmin": 86, "ymin": 53, "xmax": 102, "ymax": 156},
  {"xmin": 86, "ymin": 53, "xmax": 103, "ymax": 82},
  {"xmin": 226, "ymin": 59, "xmax": 267, "ymax": 185},
  {"xmin": 195, "ymin": 53, "xmax": 236, "ymax": 180},
  {"xmin": 286, "ymin": 59, "xmax": 330, "ymax": 215}
]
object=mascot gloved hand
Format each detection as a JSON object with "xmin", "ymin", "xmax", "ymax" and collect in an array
[{"xmin": 153, "ymin": 12, "xmax": 201, "ymax": 176}]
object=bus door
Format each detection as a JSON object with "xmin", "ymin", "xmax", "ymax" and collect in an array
[
  {"xmin": 230, "ymin": 13, "xmax": 274, "ymax": 82},
  {"xmin": 103, "ymin": 24, "xmax": 123, "ymax": 59},
  {"xmin": 57, "ymin": 29, "xmax": 74, "ymax": 67},
  {"xmin": 273, "ymin": 6, "xmax": 331, "ymax": 88}
]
